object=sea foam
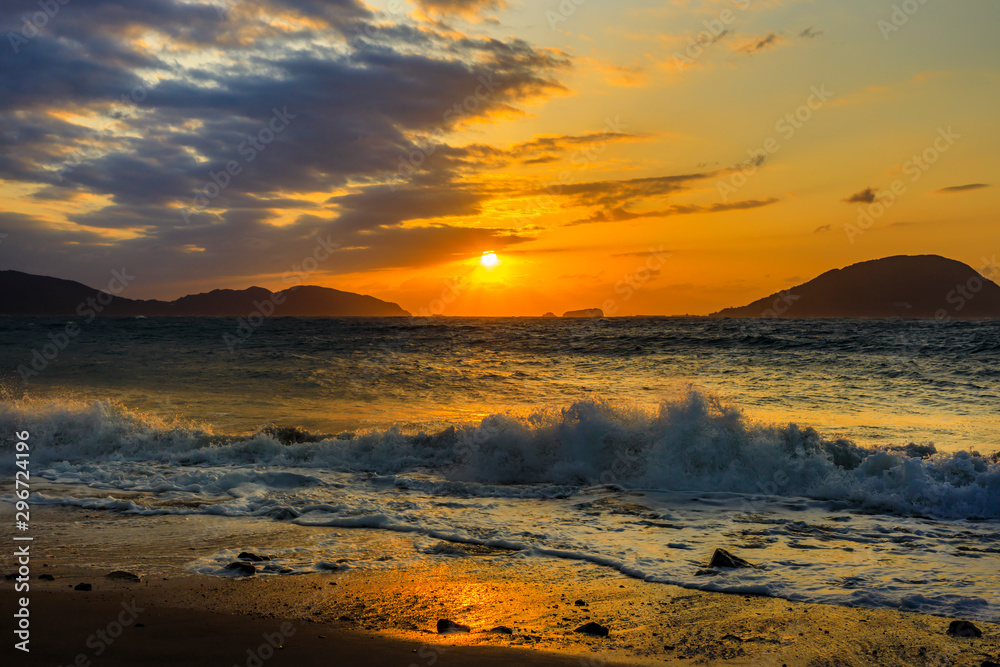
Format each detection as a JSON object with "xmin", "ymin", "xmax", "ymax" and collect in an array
[{"xmin": 1, "ymin": 392, "xmax": 997, "ymax": 519}]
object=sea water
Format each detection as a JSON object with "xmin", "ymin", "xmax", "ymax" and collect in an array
[{"xmin": 1, "ymin": 317, "xmax": 997, "ymax": 621}]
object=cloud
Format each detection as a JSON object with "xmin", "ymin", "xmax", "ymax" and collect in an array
[
  {"xmin": 0, "ymin": 209, "xmax": 529, "ymax": 296},
  {"xmin": 813, "ymin": 224, "xmax": 832, "ymax": 233},
  {"xmin": 934, "ymin": 183, "xmax": 991, "ymax": 194},
  {"xmin": 505, "ymin": 131, "xmax": 641, "ymax": 164},
  {"xmin": 414, "ymin": 0, "xmax": 505, "ymax": 19},
  {"xmin": 549, "ymin": 172, "xmax": 716, "ymax": 209},
  {"xmin": 326, "ymin": 185, "xmax": 486, "ymax": 233},
  {"xmin": 566, "ymin": 197, "xmax": 780, "ymax": 225},
  {"xmin": 739, "ymin": 32, "xmax": 782, "ymax": 54},
  {"xmin": 799, "ymin": 26, "xmax": 822, "ymax": 38},
  {"xmin": 842, "ymin": 187, "xmax": 880, "ymax": 204},
  {"xmin": 0, "ymin": 0, "xmax": 575, "ymax": 292}
]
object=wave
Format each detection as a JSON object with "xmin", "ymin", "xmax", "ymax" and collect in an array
[{"xmin": 1, "ymin": 393, "xmax": 997, "ymax": 519}]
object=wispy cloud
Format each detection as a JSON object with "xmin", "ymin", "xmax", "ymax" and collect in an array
[
  {"xmin": 567, "ymin": 197, "xmax": 780, "ymax": 226},
  {"xmin": 738, "ymin": 32, "xmax": 783, "ymax": 54},
  {"xmin": 934, "ymin": 183, "xmax": 990, "ymax": 194}
]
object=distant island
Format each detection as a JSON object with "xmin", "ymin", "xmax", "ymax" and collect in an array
[
  {"xmin": 562, "ymin": 308, "xmax": 604, "ymax": 318},
  {"xmin": 0, "ymin": 270, "xmax": 410, "ymax": 317},
  {"xmin": 712, "ymin": 255, "xmax": 1000, "ymax": 318}
]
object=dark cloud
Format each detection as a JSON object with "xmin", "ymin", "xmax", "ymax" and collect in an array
[
  {"xmin": 521, "ymin": 154, "xmax": 559, "ymax": 165},
  {"xmin": 741, "ymin": 33, "xmax": 781, "ymax": 54},
  {"xmin": 0, "ymin": 0, "xmax": 573, "ymax": 293},
  {"xmin": 552, "ymin": 173, "xmax": 716, "ymax": 208},
  {"xmin": 843, "ymin": 187, "xmax": 880, "ymax": 204},
  {"xmin": 458, "ymin": 131, "xmax": 637, "ymax": 171},
  {"xmin": 566, "ymin": 198, "xmax": 780, "ymax": 226},
  {"xmin": 510, "ymin": 132, "xmax": 637, "ymax": 156},
  {"xmin": 1, "ymin": 0, "xmax": 567, "ymax": 211},
  {"xmin": 813, "ymin": 224, "xmax": 832, "ymax": 233},
  {"xmin": 326, "ymin": 185, "xmax": 486, "ymax": 233},
  {"xmin": 934, "ymin": 183, "xmax": 990, "ymax": 194},
  {"xmin": 0, "ymin": 210, "xmax": 528, "ymax": 296},
  {"xmin": 799, "ymin": 27, "xmax": 822, "ymax": 38}
]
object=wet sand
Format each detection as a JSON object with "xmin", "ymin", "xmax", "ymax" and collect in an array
[{"xmin": 2, "ymin": 505, "xmax": 998, "ymax": 666}]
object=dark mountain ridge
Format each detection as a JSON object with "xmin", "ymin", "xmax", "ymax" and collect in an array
[
  {"xmin": 712, "ymin": 255, "xmax": 1000, "ymax": 318},
  {"xmin": 0, "ymin": 270, "xmax": 410, "ymax": 317}
]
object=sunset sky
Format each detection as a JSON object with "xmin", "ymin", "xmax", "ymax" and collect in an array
[{"xmin": 1, "ymin": 0, "xmax": 997, "ymax": 316}]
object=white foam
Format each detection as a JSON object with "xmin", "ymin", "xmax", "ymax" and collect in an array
[{"xmin": 2, "ymin": 394, "xmax": 996, "ymax": 519}]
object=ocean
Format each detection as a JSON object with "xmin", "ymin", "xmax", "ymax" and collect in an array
[{"xmin": 1, "ymin": 317, "xmax": 998, "ymax": 622}]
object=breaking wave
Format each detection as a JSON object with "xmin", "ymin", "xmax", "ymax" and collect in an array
[{"xmin": 1, "ymin": 392, "xmax": 997, "ymax": 519}]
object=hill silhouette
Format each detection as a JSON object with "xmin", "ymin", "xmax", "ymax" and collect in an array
[
  {"xmin": 712, "ymin": 255, "xmax": 1000, "ymax": 318},
  {"xmin": 0, "ymin": 270, "xmax": 410, "ymax": 317}
]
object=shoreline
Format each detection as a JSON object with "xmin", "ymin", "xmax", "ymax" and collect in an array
[{"xmin": 3, "ymin": 505, "xmax": 999, "ymax": 666}]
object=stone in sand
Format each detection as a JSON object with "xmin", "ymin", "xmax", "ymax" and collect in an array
[
  {"xmin": 224, "ymin": 561, "xmax": 256, "ymax": 576},
  {"xmin": 74, "ymin": 583, "xmax": 92, "ymax": 591},
  {"xmin": 575, "ymin": 622, "xmax": 609, "ymax": 637},
  {"xmin": 708, "ymin": 548, "xmax": 756, "ymax": 569},
  {"xmin": 574, "ymin": 599, "xmax": 587, "ymax": 606},
  {"xmin": 238, "ymin": 552, "xmax": 271, "ymax": 562},
  {"xmin": 488, "ymin": 626, "xmax": 513, "ymax": 634},
  {"xmin": 947, "ymin": 620, "xmax": 982, "ymax": 638},
  {"xmin": 38, "ymin": 574, "xmax": 55, "ymax": 581},
  {"xmin": 106, "ymin": 570, "xmax": 142, "ymax": 582},
  {"xmin": 437, "ymin": 619, "xmax": 471, "ymax": 634}
]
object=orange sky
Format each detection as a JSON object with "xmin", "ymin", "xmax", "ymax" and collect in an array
[{"xmin": 1, "ymin": 0, "xmax": 997, "ymax": 315}]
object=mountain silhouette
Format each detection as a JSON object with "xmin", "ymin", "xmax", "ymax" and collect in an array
[
  {"xmin": 562, "ymin": 308, "xmax": 604, "ymax": 318},
  {"xmin": 0, "ymin": 270, "xmax": 410, "ymax": 317},
  {"xmin": 711, "ymin": 255, "xmax": 1000, "ymax": 318}
]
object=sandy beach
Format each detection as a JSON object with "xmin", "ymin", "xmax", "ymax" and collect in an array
[{"xmin": 4, "ymin": 504, "xmax": 998, "ymax": 667}]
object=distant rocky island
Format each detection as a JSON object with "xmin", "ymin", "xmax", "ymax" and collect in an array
[
  {"xmin": 562, "ymin": 308, "xmax": 604, "ymax": 318},
  {"xmin": 712, "ymin": 255, "xmax": 1000, "ymax": 318},
  {"xmin": 0, "ymin": 270, "xmax": 410, "ymax": 317}
]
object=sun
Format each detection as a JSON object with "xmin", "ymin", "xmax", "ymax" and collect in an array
[{"xmin": 479, "ymin": 251, "xmax": 501, "ymax": 269}]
